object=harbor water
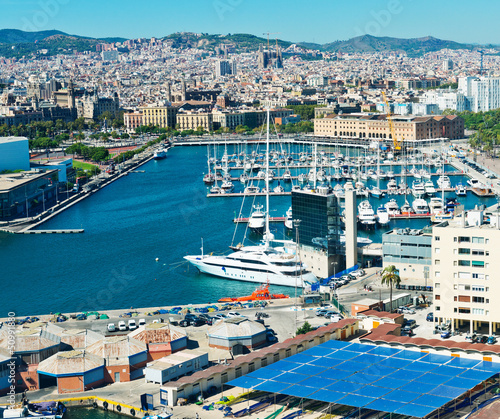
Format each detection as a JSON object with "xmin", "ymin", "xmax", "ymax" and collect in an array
[
  {"xmin": 64, "ymin": 407, "xmax": 126, "ymax": 419},
  {"xmin": 1, "ymin": 144, "xmax": 496, "ymax": 316}
]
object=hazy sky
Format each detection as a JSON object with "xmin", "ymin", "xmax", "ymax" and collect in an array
[{"xmin": 1, "ymin": 0, "xmax": 497, "ymax": 44}]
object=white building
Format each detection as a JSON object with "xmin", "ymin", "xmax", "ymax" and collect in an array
[
  {"xmin": 215, "ymin": 60, "xmax": 237, "ymax": 79},
  {"xmin": 421, "ymin": 89, "xmax": 468, "ymax": 112},
  {"xmin": 412, "ymin": 103, "xmax": 440, "ymax": 116},
  {"xmin": 458, "ymin": 76, "xmax": 500, "ymax": 112},
  {"xmin": 101, "ymin": 50, "xmax": 119, "ymax": 62},
  {"xmin": 0, "ymin": 137, "xmax": 30, "ymax": 171},
  {"xmin": 307, "ymin": 75, "xmax": 328, "ymax": 87}
]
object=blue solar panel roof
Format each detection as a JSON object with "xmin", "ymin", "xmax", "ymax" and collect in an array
[{"xmin": 226, "ymin": 340, "xmax": 500, "ymax": 418}]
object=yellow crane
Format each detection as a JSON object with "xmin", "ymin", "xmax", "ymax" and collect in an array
[
  {"xmin": 263, "ymin": 32, "xmax": 280, "ymax": 51},
  {"xmin": 382, "ymin": 91, "xmax": 403, "ymax": 151}
]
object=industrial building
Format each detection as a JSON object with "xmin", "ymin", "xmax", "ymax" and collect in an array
[
  {"xmin": 37, "ymin": 351, "xmax": 105, "ymax": 394},
  {"xmin": 0, "ymin": 137, "xmax": 30, "ymax": 171},
  {"xmin": 129, "ymin": 323, "xmax": 188, "ymax": 361},
  {"xmin": 207, "ymin": 318, "xmax": 267, "ymax": 352},
  {"xmin": 144, "ymin": 349, "xmax": 208, "ymax": 385}
]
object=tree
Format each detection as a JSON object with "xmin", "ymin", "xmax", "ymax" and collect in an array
[
  {"xmin": 381, "ymin": 265, "xmax": 401, "ymax": 313},
  {"xmin": 296, "ymin": 321, "xmax": 314, "ymax": 336}
]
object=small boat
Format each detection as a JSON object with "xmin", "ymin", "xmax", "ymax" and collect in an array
[
  {"xmin": 221, "ymin": 180, "xmax": 234, "ymax": 193},
  {"xmin": 401, "ymin": 200, "xmax": 413, "ymax": 216},
  {"xmin": 370, "ymin": 186, "xmax": 384, "ymax": 198},
  {"xmin": 239, "ymin": 173, "xmax": 249, "ymax": 184},
  {"xmin": 273, "ymin": 183, "xmax": 284, "ymax": 193},
  {"xmin": 424, "ymin": 180, "xmax": 436, "ymax": 196},
  {"xmin": 437, "ymin": 175, "xmax": 451, "ymax": 189},
  {"xmin": 298, "ymin": 173, "xmax": 308, "ymax": 183},
  {"xmin": 412, "ymin": 198, "xmax": 429, "ymax": 214},
  {"xmin": 153, "ymin": 148, "xmax": 167, "ymax": 160},
  {"xmin": 218, "ymin": 282, "xmax": 289, "ymax": 303},
  {"xmin": 283, "ymin": 170, "xmax": 292, "ymax": 181},
  {"xmin": 377, "ymin": 206, "xmax": 390, "ymax": 225},
  {"xmin": 340, "ymin": 233, "xmax": 372, "ymax": 246},
  {"xmin": 244, "ymin": 185, "xmax": 260, "ymax": 194},
  {"xmin": 248, "ymin": 204, "xmax": 265, "ymax": 233},
  {"xmin": 210, "ymin": 184, "xmax": 222, "ymax": 194},
  {"xmin": 455, "ymin": 183, "xmax": 467, "ymax": 196},
  {"xmin": 387, "ymin": 179, "xmax": 398, "ymax": 190},
  {"xmin": 203, "ymin": 173, "xmax": 215, "ymax": 184}
]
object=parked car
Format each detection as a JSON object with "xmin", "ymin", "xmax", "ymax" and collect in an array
[
  {"xmin": 480, "ymin": 335, "xmax": 488, "ymax": 344},
  {"xmin": 465, "ymin": 333, "xmax": 477, "ymax": 342},
  {"xmin": 487, "ymin": 336, "xmax": 497, "ymax": 345},
  {"xmin": 350, "ymin": 269, "xmax": 365, "ymax": 278},
  {"xmin": 330, "ymin": 314, "xmax": 344, "ymax": 323},
  {"xmin": 401, "ymin": 326, "xmax": 414, "ymax": 337},
  {"xmin": 192, "ymin": 318, "xmax": 206, "ymax": 327},
  {"xmin": 107, "ymin": 323, "xmax": 116, "ymax": 332},
  {"xmin": 426, "ymin": 313, "xmax": 434, "ymax": 322},
  {"xmin": 227, "ymin": 311, "xmax": 244, "ymax": 318},
  {"xmin": 179, "ymin": 319, "xmax": 190, "ymax": 327},
  {"xmin": 138, "ymin": 319, "xmax": 146, "ymax": 326},
  {"xmin": 198, "ymin": 314, "xmax": 214, "ymax": 325},
  {"xmin": 441, "ymin": 330, "xmax": 451, "ymax": 339},
  {"xmin": 399, "ymin": 307, "xmax": 416, "ymax": 315},
  {"xmin": 128, "ymin": 319, "xmax": 137, "ymax": 331},
  {"xmin": 405, "ymin": 319, "xmax": 417, "ymax": 329},
  {"xmin": 212, "ymin": 313, "xmax": 227, "ymax": 320},
  {"xmin": 118, "ymin": 321, "xmax": 127, "ymax": 331},
  {"xmin": 266, "ymin": 330, "xmax": 278, "ymax": 343}
]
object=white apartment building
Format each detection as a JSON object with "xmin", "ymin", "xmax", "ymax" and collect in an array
[
  {"xmin": 432, "ymin": 209, "xmax": 500, "ymax": 335},
  {"xmin": 421, "ymin": 90, "xmax": 468, "ymax": 112},
  {"xmin": 458, "ymin": 76, "xmax": 500, "ymax": 112}
]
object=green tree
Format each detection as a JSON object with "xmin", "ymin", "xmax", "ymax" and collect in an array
[
  {"xmin": 296, "ymin": 321, "xmax": 314, "ymax": 336},
  {"xmin": 381, "ymin": 265, "xmax": 401, "ymax": 313}
]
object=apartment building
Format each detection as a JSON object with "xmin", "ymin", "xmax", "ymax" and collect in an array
[
  {"xmin": 123, "ymin": 111, "xmax": 143, "ymax": 132},
  {"xmin": 314, "ymin": 114, "xmax": 464, "ymax": 141},
  {"xmin": 432, "ymin": 210, "xmax": 500, "ymax": 335}
]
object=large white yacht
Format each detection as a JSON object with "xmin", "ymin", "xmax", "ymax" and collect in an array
[
  {"xmin": 412, "ymin": 181, "xmax": 425, "ymax": 198},
  {"xmin": 437, "ymin": 175, "xmax": 451, "ymax": 189},
  {"xmin": 185, "ymin": 109, "xmax": 318, "ymax": 287},
  {"xmin": 412, "ymin": 198, "xmax": 430, "ymax": 214},
  {"xmin": 284, "ymin": 206, "xmax": 293, "ymax": 230}
]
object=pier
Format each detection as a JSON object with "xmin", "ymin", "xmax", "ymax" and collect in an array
[
  {"xmin": 234, "ymin": 216, "xmax": 286, "ymax": 224},
  {"xmin": 18, "ymin": 229, "xmax": 84, "ymax": 234}
]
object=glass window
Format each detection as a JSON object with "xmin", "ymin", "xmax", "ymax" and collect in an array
[
  {"xmin": 472, "ymin": 261, "xmax": 485, "ymax": 267},
  {"xmin": 472, "ymin": 237, "xmax": 484, "ymax": 244},
  {"xmin": 458, "ymin": 237, "xmax": 470, "ymax": 243},
  {"xmin": 458, "ymin": 260, "xmax": 471, "ymax": 266},
  {"xmin": 458, "ymin": 248, "xmax": 470, "ymax": 254}
]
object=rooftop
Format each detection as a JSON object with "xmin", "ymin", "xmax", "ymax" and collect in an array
[{"xmin": 0, "ymin": 169, "xmax": 58, "ymax": 193}]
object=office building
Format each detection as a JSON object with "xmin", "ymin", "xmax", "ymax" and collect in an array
[
  {"xmin": 442, "ymin": 59, "xmax": 453, "ymax": 71},
  {"xmin": 432, "ymin": 209, "xmax": 500, "ymax": 335},
  {"xmin": 382, "ymin": 227, "xmax": 432, "ymax": 281},
  {"xmin": 291, "ymin": 187, "xmax": 343, "ymax": 278}
]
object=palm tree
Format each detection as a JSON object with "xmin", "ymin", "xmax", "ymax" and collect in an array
[{"xmin": 381, "ymin": 265, "xmax": 401, "ymax": 313}]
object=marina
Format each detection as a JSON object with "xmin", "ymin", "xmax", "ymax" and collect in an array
[{"xmin": 1, "ymin": 140, "xmax": 499, "ymax": 316}]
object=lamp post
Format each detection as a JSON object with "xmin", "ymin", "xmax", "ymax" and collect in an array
[{"xmin": 293, "ymin": 218, "xmax": 301, "ymax": 334}]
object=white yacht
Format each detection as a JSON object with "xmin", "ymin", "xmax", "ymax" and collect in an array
[
  {"xmin": 185, "ymin": 109, "xmax": 318, "ymax": 287},
  {"xmin": 358, "ymin": 200, "xmax": 376, "ymax": 228},
  {"xmin": 244, "ymin": 185, "xmax": 260, "ymax": 194},
  {"xmin": 428, "ymin": 197, "xmax": 444, "ymax": 215},
  {"xmin": 384, "ymin": 199, "xmax": 400, "ymax": 216},
  {"xmin": 221, "ymin": 180, "xmax": 234, "ymax": 193},
  {"xmin": 369, "ymin": 186, "xmax": 384, "ymax": 198},
  {"xmin": 273, "ymin": 183, "xmax": 285, "ymax": 193},
  {"xmin": 437, "ymin": 175, "xmax": 451, "ymax": 189},
  {"xmin": 210, "ymin": 184, "xmax": 222, "ymax": 194},
  {"xmin": 284, "ymin": 206, "xmax": 293, "ymax": 230},
  {"xmin": 239, "ymin": 173, "xmax": 249, "ymax": 184},
  {"xmin": 401, "ymin": 200, "xmax": 412, "ymax": 215},
  {"xmin": 412, "ymin": 181, "xmax": 425, "ymax": 198},
  {"xmin": 283, "ymin": 170, "xmax": 292, "ymax": 181},
  {"xmin": 467, "ymin": 178, "xmax": 481, "ymax": 188},
  {"xmin": 248, "ymin": 204, "xmax": 265, "ymax": 233},
  {"xmin": 376, "ymin": 206, "xmax": 390, "ymax": 225},
  {"xmin": 455, "ymin": 183, "xmax": 467, "ymax": 196},
  {"xmin": 387, "ymin": 179, "xmax": 398, "ymax": 190},
  {"xmin": 412, "ymin": 198, "xmax": 429, "ymax": 214},
  {"xmin": 298, "ymin": 173, "xmax": 308, "ymax": 183},
  {"xmin": 424, "ymin": 180, "xmax": 436, "ymax": 196},
  {"xmin": 153, "ymin": 148, "xmax": 167, "ymax": 160},
  {"xmin": 340, "ymin": 233, "xmax": 373, "ymax": 246}
]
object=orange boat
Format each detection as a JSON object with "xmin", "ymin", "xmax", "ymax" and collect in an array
[{"xmin": 218, "ymin": 282, "xmax": 289, "ymax": 303}]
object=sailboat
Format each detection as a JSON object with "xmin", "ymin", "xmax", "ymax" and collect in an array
[
  {"xmin": 184, "ymin": 109, "xmax": 318, "ymax": 287},
  {"xmin": 369, "ymin": 142, "xmax": 385, "ymax": 198},
  {"xmin": 203, "ymin": 145, "xmax": 215, "ymax": 184}
]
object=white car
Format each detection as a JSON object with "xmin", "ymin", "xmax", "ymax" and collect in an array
[
  {"xmin": 107, "ymin": 323, "xmax": 116, "ymax": 332},
  {"xmin": 351, "ymin": 269, "xmax": 365, "ymax": 278},
  {"xmin": 128, "ymin": 319, "xmax": 137, "ymax": 330},
  {"xmin": 138, "ymin": 318, "xmax": 146, "ymax": 326},
  {"xmin": 118, "ymin": 321, "xmax": 127, "ymax": 331},
  {"xmin": 212, "ymin": 314, "xmax": 227, "ymax": 320},
  {"xmin": 227, "ymin": 311, "xmax": 244, "ymax": 318}
]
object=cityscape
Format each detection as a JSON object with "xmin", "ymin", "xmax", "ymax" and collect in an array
[{"xmin": 3, "ymin": 1, "xmax": 500, "ymax": 418}]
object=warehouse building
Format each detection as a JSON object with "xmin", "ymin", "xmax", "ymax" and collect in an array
[
  {"xmin": 129, "ymin": 323, "xmax": 188, "ymax": 361},
  {"xmin": 207, "ymin": 318, "xmax": 267, "ymax": 352},
  {"xmin": 145, "ymin": 349, "xmax": 208, "ymax": 385}
]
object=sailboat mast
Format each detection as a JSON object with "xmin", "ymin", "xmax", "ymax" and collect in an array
[{"xmin": 265, "ymin": 108, "xmax": 270, "ymax": 246}]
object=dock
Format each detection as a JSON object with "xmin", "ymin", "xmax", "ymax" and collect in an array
[
  {"xmin": 18, "ymin": 229, "xmax": 84, "ymax": 234},
  {"xmin": 234, "ymin": 216, "xmax": 286, "ymax": 224}
]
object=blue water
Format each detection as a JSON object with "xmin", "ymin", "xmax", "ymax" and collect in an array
[
  {"xmin": 65, "ymin": 407, "xmax": 125, "ymax": 419},
  {"xmin": 1, "ymin": 145, "xmax": 496, "ymax": 316}
]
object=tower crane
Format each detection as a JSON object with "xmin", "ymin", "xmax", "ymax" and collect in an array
[
  {"xmin": 263, "ymin": 32, "xmax": 280, "ymax": 51},
  {"xmin": 382, "ymin": 91, "xmax": 403, "ymax": 152}
]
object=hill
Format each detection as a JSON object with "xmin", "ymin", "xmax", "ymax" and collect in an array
[{"xmin": 316, "ymin": 35, "xmax": 472, "ymax": 56}]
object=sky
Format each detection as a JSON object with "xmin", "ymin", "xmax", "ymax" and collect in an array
[{"xmin": 1, "ymin": 0, "xmax": 498, "ymax": 45}]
